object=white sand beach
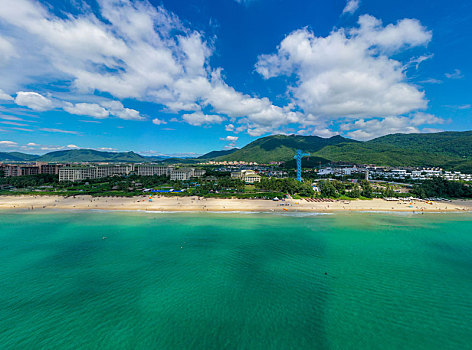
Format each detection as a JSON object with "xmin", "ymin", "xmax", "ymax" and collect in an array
[{"xmin": 0, "ymin": 195, "xmax": 470, "ymax": 213}]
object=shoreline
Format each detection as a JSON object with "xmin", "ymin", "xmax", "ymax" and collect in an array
[{"xmin": 0, "ymin": 195, "xmax": 471, "ymax": 213}]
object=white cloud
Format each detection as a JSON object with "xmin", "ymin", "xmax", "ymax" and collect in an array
[
  {"xmin": 445, "ymin": 69, "xmax": 463, "ymax": 79},
  {"xmin": 408, "ymin": 54, "xmax": 433, "ymax": 70},
  {"xmin": 100, "ymin": 101, "xmax": 145, "ymax": 121},
  {"xmin": 0, "ymin": 120, "xmax": 28, "ymax": 126},
  {"xmin": 0, "ymin": 1, "xmax": 436, "ymax": 137},
  {"xmin": 0, "ymin": 0, "xmax": 293, "ymax": 134},
  {"xmin": 152, "ymin": 118, "xmax": 167, "ymax": 125},
  {"xmin": 256, "ymin": 15, "xmax": 431, "ymax": 124},
  {"xmin": 419, "ymin": 78, "xmax": 442, "ymax": 84},
  {"xmin": 447, "ymin": 104, "xmax": 471, "ymax": 110},
  {"xmin": 26, "ymin": 142, "xmax": 39, "ymax": 146},
  {"xmin": 0, "ymin": 36, "xmax": 17, "ymax": 63},
  {"xmin": 0, "ymin": 115, "xmax": 23, "ymax": 121},
  {"xmin": 342, "ymin": 0, "xmax": 360, "ymax": 15},
  {"xmin": 340, "ymin": 113, "xmax": 444, "ymax": 140},
  {"xmin": 15, "ymin": 91, "xmax": 53, "ymax": 111},
  {"xmin": 67, "ymin": 144, "xmax": 79, "ymax": 148},
  {"xmin": 298, "ymin": 128, "xmax": 340, "ymax": 138},
  {"xmin": 220, "ymin": 136, "xmax": 239, "ymax": 141},
  {"xmin": 64, "ymin": 102, "xmax": 109, "ymax": 119},
  {"xmin": 410, "ymin": 112, "xmax": 444, "ymax": 126},
  {"xmin": 0, "ymin": 140, "xmax": 17, "ymax": 146},
  {"xmin": 225, "ymin": 124, "xmax": 235, "ymax": 132},
  {"xmin": 39, "ymin": 128, "xmax": 79, "ymax": 135},
  {"xmin": 182, "ymin": 112, "xmax": 224, "ymax": 126},
  {"xmin": 0, "ymin": 89, "xmax": 13, "ymax": 101}
]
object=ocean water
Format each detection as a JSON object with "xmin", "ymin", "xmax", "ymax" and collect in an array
[{"xmin": 1, "ymin": 210, "xmax": 471, "ymax": 350}]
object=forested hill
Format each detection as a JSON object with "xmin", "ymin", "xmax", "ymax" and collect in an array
[
  {"xmin": 0, "ymin": 152, "xmax": 39, "ymax": 162},
  {"xmin": 2, "ymin": 131, "xmax": 472, "ymax": 172},
  {"xmin": 215, "ymin": 132, "xmax": 472, "ymax": 172},
  {"xmin": 198, "ymin": 148, "xmax": 238, "ymax": 159},
  {"xmin": 216, "ymin": 135, "xmax": 356, "ymax": 163},
  {"xmin": 36, "ymin": 149, "xmax": 148, "ymax": 162},
  {"xmin": 367, "ymin": 131, "xmax": 472, "ymax": 159}
]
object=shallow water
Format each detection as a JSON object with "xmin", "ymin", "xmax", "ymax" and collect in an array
[{"xmin": 1, "ymin": 211, "xmax": 471, "ymax": 349}]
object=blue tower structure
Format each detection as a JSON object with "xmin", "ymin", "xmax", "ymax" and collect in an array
[{"xmin": 294, "ymin": 149, "xmax": 310, "ymax": 182}]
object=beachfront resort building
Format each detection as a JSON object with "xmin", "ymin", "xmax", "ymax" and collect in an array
[
  {"xmin": 1, "ymin": 163, "xmax": 63, "ymax": 177},
  {"xmin": 231, "ymin": 170, "xmax": 261, "ymax": 183},
  {"xmin": 169, "ymin": 167, "xmax": 206, "ymax": 181},
  {"xmin": 58, "ymin": 164, "xmax": 205, "ymax": 182},
  {"xmin": 135, "ymin": 165, "xmax": 173, "ymax": 176},
  {"xmin": 59, "ymin": 164, "xmax": 134, "ymax": 182},
  {"xmin": 59, "ymin": 166, "xmax": 96, "ymax": 182}
]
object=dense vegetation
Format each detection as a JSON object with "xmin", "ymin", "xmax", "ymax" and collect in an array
[
  {"xmin": 411, "ymin": 177, "xmax": 472, "ymax": 198},
  {"xmin": 0, "ymin": 174, "xmax": 59, "ymax": 187},
  {"xmin": 217, "ymin": 134, "xmax": 354, "ymax": 163},
  {"xmin": 255, "ymin": 177, "xmax": 315, "ymax": 197},
  {"xmin": 3, "ymin": 131, "xmax": 472, "ymax": 171},
  {"xmin": 37, "ymin": 149, "xmax": 148, "ymax": 162},
  {"xmin": 197, "ymin": 149, "xmax": 238, "ymax": 159},
  {"xmin": 214, "ymin": 132, "xmax": 472, "ymax": 172},
  {"xmin": 0, "ymin": 152, "xmax": 39, "ymax": 162},
  {"xmin": 317, "ymin": 180, "xmax": 375, "ymax": 199},
  {"xmin": 370, "ymin": 131, "xmax": 472, "ymax": 159}
]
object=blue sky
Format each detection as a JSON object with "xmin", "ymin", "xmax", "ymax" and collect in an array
[{"xmin": 0, "ymin": 0, "xmax": 470, "ymax": 155}]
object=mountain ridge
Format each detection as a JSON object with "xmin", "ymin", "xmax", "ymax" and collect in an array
[{"xmin": 1, "ymin": 131, "xmax": 472, "ymax": 172}]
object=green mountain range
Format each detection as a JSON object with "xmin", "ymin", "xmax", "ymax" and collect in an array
[
  {"xmin": 36, "ymin": 149, "xmax": 148, "ymax": 162},
  {"xmin": 214, "ymin": 132, "xmax": 472, "ymax": 172},
  {"xmin": 1, "ymin": 131, "xmax": 472, "ymax": 171},
  {"xmin": 0, "ymin": 152, "xmax": 40, "ymax": 162},
  {"xmin": 197, "ymin": 148, "xmax": 238, "ymax": 159},
  {"xmin": 0, "ymin": 149, "xmax": 160, "ymax": 163}
]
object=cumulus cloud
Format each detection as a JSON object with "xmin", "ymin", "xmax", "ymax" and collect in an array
[
  {"xmin": 0, "ymin": 0, "xmax": 294, "ymax": 134},
  {"xmin": 15, "ymin": 91, "xmax": 52, "ymax": 111},
  {"xmin": 0, "ymin": 0, "xmax": 437, "ymax": 137},
  {"xmin": 342, "ymin": 0, "xmax": 360, "ymax": 15},
  {"xmin": 298, "ymin": 128, "xmax": 340, "ymax": 138},
  {"xmin": 220, "ymin": 136, "xmax": 239, "ymax": 141},
  {"xmin": 340, "ymin": 113, "xmax": 444, "ymax": 140},
  {"xmin": 152, "ymin": 118, "xmax": 167, "ymax": 125},
  {"xmin": 64, "ymin": 102, "xmax": 109, "ymax": 119},
  {"xmin": 182, "ymin": 112, "xmax": 224, "ymax": 126},
  {"xmin": 0, "ymin": 89, "xmax": 13, "ymax": 101},
  {"xmin": 220, "ymin": 135, "xmax": 239, "ymax": 149},
  {"xmin": 100, "ymin": 101, "xmax": 145, "ymax": 121},
  {"xmin": 256, "ymin": 15, "xmax": 431, "ymax": 125}
]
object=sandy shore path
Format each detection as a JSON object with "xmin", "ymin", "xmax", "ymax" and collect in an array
[{"xmin": 0, "ymin": 195, "xmax": 470, "ymax": 213}]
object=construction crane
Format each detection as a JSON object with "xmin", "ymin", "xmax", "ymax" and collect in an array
[{"xmin": 294, "ymin": 149, "xmax": 310, "ymax": 182}]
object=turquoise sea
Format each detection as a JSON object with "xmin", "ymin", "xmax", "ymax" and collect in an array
[{"xmin": 1, "ymin": 210, "xmax": 471, "ymax": 349}]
